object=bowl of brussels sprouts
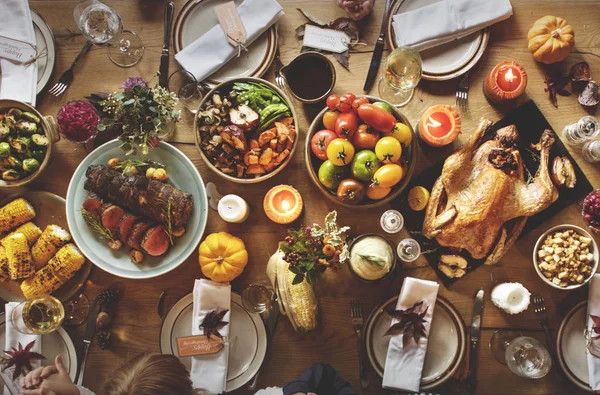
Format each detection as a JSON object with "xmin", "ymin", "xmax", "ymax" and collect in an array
[{"xmin": 0, "ymin": 100, "xmax": 59, "ymax": 187}]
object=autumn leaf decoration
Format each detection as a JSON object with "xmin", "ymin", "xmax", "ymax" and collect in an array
[
  {"xmin": 200, "ymin": 309, "xmax": 229, "ymax": 340},
  {"xmin": 1, "ymin": 340, "xmax": 46, "ymax": 380},
  {"xmin": 384, "ymin": 301, "xmax": 429, "ymax": 348}
]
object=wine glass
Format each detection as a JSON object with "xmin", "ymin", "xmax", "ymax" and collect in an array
[
  {"xmin": 490, "ymin": 329, "xmax": 523, "ymax": 364},
  {"xmin": 73, "ymin": 0, "xmax": 144, "ymax": 68},
  {"xmin": 505, "ymin": 337, "xmax": 552, "ymax": 379},
  {"xmin": 397, "ymin": 238, "xmax": 421, "ymax": 262},
  {"xmin": 168, "ymin": 69, "xmax": 204, "ymax": 115},
  {"xmin": 62, "ymin": 293, "xmax": 90, "ymax": 326},
  {"xmin": 241, "ymin": 284, "xmax": 275, "ymax": 314},
  {"xmin": 11, "ymin": 295, "xmax": 65, "ymax": 335},
  {"xmin": 378, "ymin": 46, "xmax": 422, "ymax": 107}
]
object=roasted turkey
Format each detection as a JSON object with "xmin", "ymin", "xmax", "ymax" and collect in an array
[{"xmin": 423, "ymin": 118, "xmax": 559, "ymax": 265}]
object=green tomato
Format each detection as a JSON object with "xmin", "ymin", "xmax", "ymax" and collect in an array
[
  {"xmin": 372, "ymin": 101, "xmax": 394, "ymax": 114},
  {"xmin": 318, "ymin": 160, "xmax": 345, "ymax": 191},
  {"xmin": 350, "ymin": 150, "xmax": 380, "ymax": 182}
]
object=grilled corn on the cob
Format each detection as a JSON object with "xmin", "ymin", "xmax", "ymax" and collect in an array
[
  {"xmin": 31, "ymin": 225, "xmax": 71, "ymax": 269},
  {"xmin": 20, "ymin": 265, "xmax": 63, "ymax": 298},
  {"xmin": 47, "ymin": 244, "xmax": 85, "ymax": 281},
  {"xmin": 0, "ymin": 198, "xmax": 36, "ymax": 233},
  {"xmin": 1, "ymin": 222, "xmax": 42, "ymax": 246},
  {"xmin": 3, "ymin": 233, "xmax": 34, "ymax": 280},
  {"xmin": 0, "ymin": 246, "xmax": 9, "ymax": 282}
]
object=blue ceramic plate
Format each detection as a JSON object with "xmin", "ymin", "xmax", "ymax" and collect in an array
[{"xmin": 66, "ymin": 140, "xmax": 208, "ymax": 279}]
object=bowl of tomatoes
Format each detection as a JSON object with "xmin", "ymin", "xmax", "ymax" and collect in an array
[{"xmin": 305, "ymin": 93, "xmax": 417, "ymax": 208}]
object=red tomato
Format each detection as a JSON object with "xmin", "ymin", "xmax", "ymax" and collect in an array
[
  {"xmin": 357, "ymin": 104, "xmax": 397, "ymax": 133},
  {"xmin": 311, "ymin": 129, "xmax": 337, "ymax": 160},
  {"xmin": 338, "ymin": 93, "xmax": 355, "ymax": 113},
  {"xmin": 353, "ymin": 124, "xmax": 380, "ymax": 149},
  {"xmin": 335, "ymin": 112, "xmax": 359, "ymax": 140},
  {"xmin": 326, "ymin": 94, "xmax": 340, "ymax": 110},
  {"xmin": 352, "ymin": 97, "xmax": 369, "ymax": 111},
  {"xmin": 322, "ymin": 111, "xmax": 339, "ymax": 131}
]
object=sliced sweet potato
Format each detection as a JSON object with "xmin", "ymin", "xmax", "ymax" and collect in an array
[
  {"xmin": 259, "ymin": 148, "xmax": 273, "ymax": 165},
  {"xmin": 274, "ymin": 149, "xmax": 290, "ymax": 165},
  {"xmin": 243, "ymin": 151, "xmax": 259, "ymax": 166},
  {"xmin": 286, "ymin": 138, "xmax": 293, "ymax": 150},
  {"xmin": 250, "ymin": 139, "xmax": 260, "ymax": 150},
  {"xmin": 269, "ymin": 139, "xmax": 278, "ymax": 150},
  {"xmin": 279, "ymin": 117, "xmax": 294, "ymax": 127},
  {"xmin": 258, "ymin": 130, "xmax": 276, "ymax": 146},
  {"xmin": 247, "ymin": 164, "xmax": 266, "ymax": 175},
  {"xmin": 263, "ymin": 163, "xmax": 275, "ymax": 172}
]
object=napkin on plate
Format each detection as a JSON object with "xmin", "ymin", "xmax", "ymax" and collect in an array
[
  {"xmin": 392, "ymin": 0, "xmax": 513, "ymax": 52},
  {"xmin": 382, "ymin": 277, "xmax": 439, "ymax": 392},
  {"xmin": 0, "ymin": 0, "xmax": 38, "ymax": 105},
  {"xmin": 175, "ymin": 0, "xmax": 284, "ymax": 82},
  {"xmin": 587, "ymin": 274, "xmax": 600, "ymax": 390},
  {"xmin": 190, "ymin": 279, "xmax": 231, "ymax": 394}
]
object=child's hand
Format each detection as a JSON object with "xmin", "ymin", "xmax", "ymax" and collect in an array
[
  {"xmin": 22, "ymin": 355, "xmax": 80, "ymax": 395},
  {"xmin": 337, "ymin": 0, "xmax": 375, "ymax": 21}
]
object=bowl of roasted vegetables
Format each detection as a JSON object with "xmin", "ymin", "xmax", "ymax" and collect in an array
[
  {"xmin": 196, "ymin": 78, "xmax": 299, "ymax": 183},
  {"xmin": 305, "ymin": 93, "xmax": 417, "ymax": 208},
  {"xmin": 0, "ymin": 100, "xmax": 59, "ymax": 187}
]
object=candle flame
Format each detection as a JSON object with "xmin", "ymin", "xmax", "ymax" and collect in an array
[
  {"xmin": 281, "ymin": 199, "xmax": 290, "ymax": 212},
  {"xmin": 425, "ymin": 115, "xmax": 442, "ymax": 130},
  {"xmin": 505, "ymin": 68, "xmax": 516, "ymax": 83}
]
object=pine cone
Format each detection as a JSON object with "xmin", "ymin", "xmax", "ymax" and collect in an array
[
  {"xmin": 96, "ymin": 288, "xmax": 119, "ymax": 308},
  {"xmin": 95, "ymin": 331, "xmax": 112, "ymax": 350}
]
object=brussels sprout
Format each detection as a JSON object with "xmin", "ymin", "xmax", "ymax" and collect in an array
[
  {"xmin": 0, "ymin": 142, "xmax": 10, "ymax": 159},
  {"xmin": 22, "ymin": 158, "xmax": 40, "ymax": 173},
  {"xmin": 0, "ymin": 124, "xmax": 11, "ymax": 138},
  {"xmin": 9, "ymin": 137, "xmax": 30, "ymax": 153},
  {"xmin": 6, "ymin": 108, "xmax": 22, "ymax": 120},
  {"xmin": 3, "ymin": 115, "xmax": 16, "ymax": 128},
  {"xmin": 16, "ymin": 120, "xmax": 37, "ymax": 134},
  {"xmin": 0, "ymin": 159, "xmax": 10, "ymax": 171},
  {"xmin": 2, "ymin": 169, "xmax": 20, "ymax": 181},
  {"xmin": 7, "ymin": 156, "xmax": 21, "ymax": 169},
  {"xmin": 31, "ymin": 134, "xmax": 49, "ymax": 146},
  {"xmin": 30, "ymin": 149, "xmax": 46, "ymax": 161},
  {"xmin": 21, "ymin": 111, "xmax": 40, "ymax": 124}
]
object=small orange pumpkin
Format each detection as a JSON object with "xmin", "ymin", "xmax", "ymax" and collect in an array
[{"xmin": 527, "ymin": 16, "xmax": 574, "ymax": 64}]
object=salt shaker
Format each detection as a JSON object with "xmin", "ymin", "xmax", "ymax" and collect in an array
[{"xmin": 562, "ymin": 116, "xmax": 600, "ymax": 146}]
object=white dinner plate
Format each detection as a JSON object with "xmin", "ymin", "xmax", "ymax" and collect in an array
[
  {"xmin": 159, "ymin": 293, "xmax": 267, "ymax": 392},
  {"xmin": 385, "ymin": 0, "xmax": 489, "ymax": 81},
  {"xmin": 31, "ymin": 8, "xmax": 56, "ymax": 94},
  {"xmin": 65, "ymin": 140, "xmax": 208, "ymax": 279},
  {"xmin": 173, "ymin": 0, "xmax": 277, "ymax": 85},
  {"xmin": 557, "ymin": 301, "xmax": 594, "ymax": 392},
  {"xmin": 364, "ymin": 295, "xmax": 466, "ymax": 390},
  {"xmin": 0, "ymin": 191, "xmax": 92, "ymax": 303}
]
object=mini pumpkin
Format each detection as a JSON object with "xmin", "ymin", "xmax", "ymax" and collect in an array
[
  {"xmin": 199, "ymin": 232, "xmax": 248, "ymax": 283},
  {"xmin": 527, "ymin": 16, "xmax": 574, "ymax": 64}
]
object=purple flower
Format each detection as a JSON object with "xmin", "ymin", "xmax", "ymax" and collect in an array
[{"xmin": 121, "ymin": 76, "xmax": 146, "ymax": 91}]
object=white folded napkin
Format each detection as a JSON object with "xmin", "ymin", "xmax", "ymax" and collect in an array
[
  {"xmin": 587, "ymin": 274, "xmax": 600, "ymax": 390},
  {"xmin": 175, "ymin": 0, "xmax": 284, "ymax": 82},
  {"xmin": 0, "ymin": 0, "xmax": 38, "ymax": 105},
  {"xmin": 382, "ymin": 277, "xmax": 439, "ymax": 392},
  {"xmin": 190, "ymin": 279, "xmax": 231, "ymax": 394},
  {"xmin": 3, "ymin": 302, "xmax": 41, "ymax": 395},
  {"xmin": 392, "ymin": 0, "xmax": 513, "ymax": 52}
]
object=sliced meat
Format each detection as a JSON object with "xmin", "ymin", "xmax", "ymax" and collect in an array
[
  {"xmin": 118, "ymin": 213, "xmax": 139, "ymax": 243},
  {"xmin": 82, "ymin": 193, "xmax": 103, "ymax": 217},
  {"xmin": 127, "ymin": 220, "xmax": 154, "ymax": 250},
  {"xmin": 141, "ymin": 225, "xmax": 170, "ymax": 256},
  {"xmin": 101, "ymin": 205, "xmax": 125, "ymax": 237}
]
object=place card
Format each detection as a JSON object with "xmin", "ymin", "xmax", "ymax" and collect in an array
[
  {"xmin": 0, "ymin": 35, "xmax": 36, "ymax": 64},
  {"xmin": 303, "ymin": 25, "xmax": 350, "ymax": 54},
  {"xmin": 177, "ymin": 335, "xmax": 224, "ymax": 357},
  {"xmin": 214, "ymin": 1, "xmax": 247, "ymax": 48}
]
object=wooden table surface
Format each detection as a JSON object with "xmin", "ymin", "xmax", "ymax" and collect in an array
[{"xmin": 5, "ymin": 0, "xmax": 600, "ymax": 394}]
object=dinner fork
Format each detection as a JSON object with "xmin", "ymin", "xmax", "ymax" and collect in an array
[
  {"xmin": 351, "ymin": 301, "xmax": 369, "ymax": 389},
  {"xmin": 533, "ymin": 296, "xmax": 564, "ymax": 382},
  {"xmin": 273, "ymin": 47, "xmax": 287, "ymax": 93},
  {"xmin": 48, "ymin": 41, "xmax": 93, "ymax": 96},
  {"xmin": 455, "ymin": 70, "xmax": 471, "ymax": 110}
]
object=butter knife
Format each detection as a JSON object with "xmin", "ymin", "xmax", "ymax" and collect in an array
[
  {"xmin": 75, "ymin": 301, "xmax": 101, "ymax": 386},
  {"xmin": 159, "ymin": 1, "xmax": 175, "ymax": 88},
  {"xmin": 466, "ymin": 288, "xmax": 484, "ymax": 393},
  {"xmin": 363, "ymin": 0, "xmax": 393, "ymax": 92},
  {"xmin": 247, "ymin": 301, "xmax": 280, "ymax": 390}
]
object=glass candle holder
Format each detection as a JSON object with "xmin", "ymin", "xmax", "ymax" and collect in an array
[{"xmin": 483, "ymin": 61, "xmax": 528, "ymax": 104}]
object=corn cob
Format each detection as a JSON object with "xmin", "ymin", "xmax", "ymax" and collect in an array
[
  {"xmin": 46, "ymin": 243, "xmax": 85, "ymax": 281},
  {"xmin": 31, "ymin": 225, "xmax": 71, "ymax": 269},
  {"xmin": 285, "ymin": 269, "xmax": 317, "ymax": 331},
  {"xmin": 0, "ymin": 198, "xmax": 36, "ymax": 233},
  {"xmin": 1, "ymin": 222, "xmax": 42, "ymax": 247},
  {"xmin": 0, "ymin": 246, "xmax": 9, "ymax": 282},
  {"xmin": 3, "ymin": 233, "xmax": 34, "ymax": 280},
  {"xmin": 20, "ymin": 265, "xmax": 64, "ymax": 299}
]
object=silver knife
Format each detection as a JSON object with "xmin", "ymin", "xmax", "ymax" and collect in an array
[
  {"xmin": 75, "ymin": 301, "xmax": 101, "ymax": 386},
  {"xmin": 247, "ymin": 302, "xmax": 280, "ymax": 390},
  {"xmin": 466, "ymin": 288, "xmax": 484, "ymax": 393},
  {"xmin": 159, "ymin": 1, "xmax": 175, "ymax": 88},
  {"xmin": 363, "ymin": 0, "xmax": 393, "ymax": 92}
]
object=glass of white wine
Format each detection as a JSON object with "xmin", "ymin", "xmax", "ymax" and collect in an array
[
  {"xmin": 11, "ymin": 295, "xmax": 65, "ymax": 335},
  {"xmin": 378, "ymin": 47, "xmax": 423, "ymax": 107}
]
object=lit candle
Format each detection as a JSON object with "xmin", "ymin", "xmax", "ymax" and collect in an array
[
  {"xmin": 418, "ymin": 105, "xmax": 461, "ymax": 147},
  {"xmin": 483, "ymin": 61, "xmax": 528, "ymax": 104},
  {"xmin": 218, "ymin": 194, "xmax": 250, "ymax": 223},
  {"xmin": 263, "ymin": 185, "xmax": 303, "ymax": 224}
]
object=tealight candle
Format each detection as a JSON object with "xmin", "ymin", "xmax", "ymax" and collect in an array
[
  {"xmin": 491, "ymin": 282, "xmax": 531, "ymax": 315},
  {"xmin": 218, "ymin": 194, "xmax": 250, "ymax": 223},
  {"xmin": 263, "ymin": 185, "xmax": 303, "ymax": 224},
  {"xmin": 483, "ymin": 61, "xmax": 528, "ymax": 104},
  {"xmin": 418, "ymin": 105, "xmax": 461, "ymax": 147}
]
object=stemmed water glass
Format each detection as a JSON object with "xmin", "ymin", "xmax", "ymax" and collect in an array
[
  {"xmin": 378, "ymin": 46, "xmax": 423, "ymax": 107},
  {"xmin": 73, "ymin": 0, "xmax": 144, "ymax": 68},
  {"xmin": 168, "ymin": 69, "xmax": 205, "ymax": 115}
]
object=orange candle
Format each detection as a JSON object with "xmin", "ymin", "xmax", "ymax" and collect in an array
[
  {"xmin": 418, "ymin": 105, "xmax": 461, "ymax": 147},
  {"xmin": 484, "ymin": 61, "xmax": 528, "ymax": 103},
  {"xmin": 263, "ymin": 185, "xmax": 303, "ymax": 224}
]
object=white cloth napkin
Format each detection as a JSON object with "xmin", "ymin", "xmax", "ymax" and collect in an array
[
  {"xmin": 392, "ymin": 0, "xmax": 513, "ymax": 52},
  {"xmin": 0, "ymin": 0, "xmax": 38, "ymax": 105},
  {"xmin": 382, "ymin": 277, "xmax": 439, "ymax": 392},
  {"xmin": 190, "ymin": 279, "xmax": 231, "ymax": 394},
  {"xmin": 3, "ymin": 302, "xmax": 41, "ymax": 395},
  {"xmin": 587, "ymin": 274, "xmax": 600, "ymax": 390},
  {"xmin": 175, "ymin": 0, "xmax": 284, "ymax": 82}
]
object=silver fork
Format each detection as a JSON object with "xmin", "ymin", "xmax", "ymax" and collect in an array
[
  {"xmin": 48, "ymin": 41, "xmax": 93, "ymax": 96},
  {"xmin": 533, "ymin": 296, "xmax": 564, "ymax": 382},
  {"xmin": 273, "ymin": 47, "xmax": 286, "ymax": 92},
  {"xmin": 351, "ymin": 301, "xmax": 369, "ymax": 389},
  {"xmin": 455, "ymin": 70, "xmax": 471, "ymax": 110}
]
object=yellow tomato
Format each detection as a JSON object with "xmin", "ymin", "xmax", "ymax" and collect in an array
[
  {"xmin": 326, "ymin": 138, "xmax": 355, "ymax": 166},
  {"xmin": 372, "ymin": 164, "xmax": 404, "ymax": 188},
  {"xmin": 375, "ymin": 136, "xmax": 402, "ymax": 164},
  {"xmin": 385, "ymin": 122, "xmax": 413, "ymax": 146},
  {"xmin": 408, "ymin": 186, "xmax": 430, "ymax": 211},
  {"xmin": 323, "ymin": 111, "xmax": 339, "ymax": 131},
  {"xmin": 366, "ymin": 185, "xmax": 392, "ymax": 200}
]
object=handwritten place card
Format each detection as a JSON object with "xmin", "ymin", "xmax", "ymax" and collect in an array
[
  {"xmin": 0, "ymin": 365, "xmax": 24, "ymax": 395},
  {"xmin": 303, "ymin": 25, "xmax": 350, "ymax": 54},
  {"xmin": 0, "ymin": 35, "xmax": 36, "ymax": 64},
  {"xmin": 177, "ymin": 335, "xmax": 224, "ymax": 357},
  {"xmin": 214, "ymin": 1, "xmax": 247, "ymax": 48}
]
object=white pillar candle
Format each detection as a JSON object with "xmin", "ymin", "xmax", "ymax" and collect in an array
[
  {"xmin": 217, "ymin": 194, "xmax": 250, "ymax": 223},
  {"xmin": 491, "ymin": 282, "xmax": 531, "ymax": 315}
]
